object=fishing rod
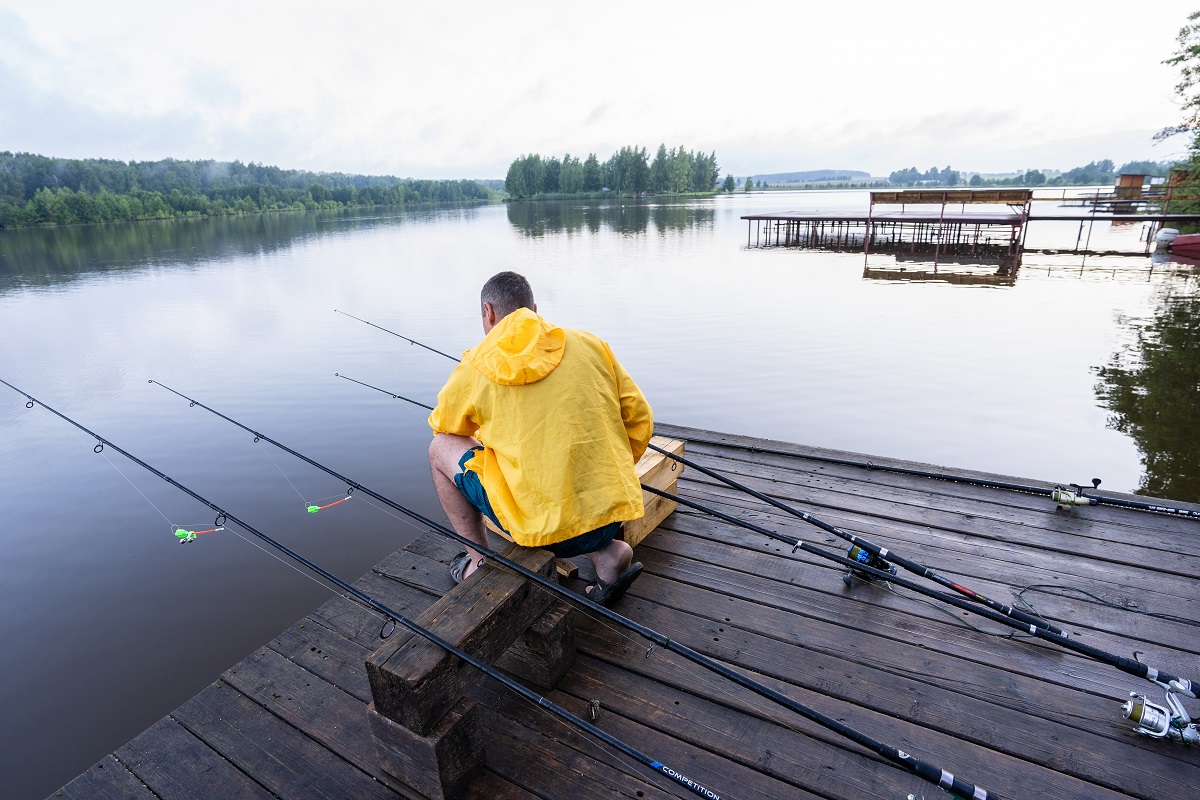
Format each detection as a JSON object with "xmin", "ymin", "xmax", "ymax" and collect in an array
[
  {"xmin": 335, "ymin": 309, "xmax": 463, "ymax": 363},
  {"xmin": 144, "ymin": 379, "xmax": 996, "ymax": 800},
  {"xmin": 334, "ymin": 372, "xmax": 1062, "ymax": 638},
  {"xmin": 637, "ymin": 482, "xmax": 1199, "ymax": 745},
  {"xmin": 332, "ymin": 364, "xmax": 1198, "ymax": 736},
  {"xmin": 0, "ymin": 379, "xmax": 725, "ymax": 800},
  {"xmin": 327, "ymin": 318, "xmax": 1200, "ymax": 713},
  {"xmin": 326, "ymin": 318, "xmax": 1075, "ymax": 638},
  {"xmin": 677, "ymin": 435, "xmax": 1200, "ymax": 521},
  {"xmin": 645, "ymin": 443, "xmax": 1066, "ymax": 637},
  {"xmin": 331, "ymin": 311, "xmax": 1200, "ymax": 521}
]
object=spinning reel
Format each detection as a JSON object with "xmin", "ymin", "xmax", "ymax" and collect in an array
[
  {"xmin": 1052, "ymin": 478, "xmax": 1101, "ymax": 511},
  {"xmin": 1122, "ymin": 682, "xmax": 1199, "ymax": 745},
  {"xmin": 842, "ymin": 544, "xmax": 898, "ymax": 586}
]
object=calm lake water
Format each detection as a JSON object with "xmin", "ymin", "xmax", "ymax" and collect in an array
[{"xmin": 1, "ymin": 190, "xmax": 1197, "ymax": 797}]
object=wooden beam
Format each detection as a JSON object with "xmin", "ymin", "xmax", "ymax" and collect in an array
[{"xmin": 365, "ymin": 544, "xmax": 557, "ymax": 735}]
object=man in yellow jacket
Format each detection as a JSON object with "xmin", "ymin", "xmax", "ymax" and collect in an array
[{"xmin": 428, "ymin": 271, "xmax": 653, "ymax": 604}]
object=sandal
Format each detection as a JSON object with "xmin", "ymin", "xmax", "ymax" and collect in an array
[
  {"xmin": 450, "ymin": 552, "xmax": 485, "ymax": 584},
  {"xmin": 585, "ymin": 562, "xmax": 643, "ymax": 606}
]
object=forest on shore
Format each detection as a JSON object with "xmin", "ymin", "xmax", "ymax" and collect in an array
[
  {"xmin": 0, "ymin": 153, "xmax": 497, "ymax": 228},
  {"xmin": 505, "ymin": 145, "xmax": 724, "ymax": 198}
]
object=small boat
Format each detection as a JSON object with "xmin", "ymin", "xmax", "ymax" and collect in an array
[{"xmin": 1169, "ymin": 232, "xmax": 1200, "ymax": 257}]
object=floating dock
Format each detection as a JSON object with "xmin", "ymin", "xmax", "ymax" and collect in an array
[
  {"xmin": 52, "ymin": 423, "xmax": 1200, "ymax": 799},
  {"xmin": 743, "ymin": 188, "xmax": 1200, "ymax": 261}
]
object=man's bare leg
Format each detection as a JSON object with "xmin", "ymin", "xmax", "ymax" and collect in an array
[
  {"xmin": 429, "ymin": 433, "xmax": 488, "ymax": 580},
  {"xmin": 586, "ymin": 538, "xmax": 632, "ymax": 588}
]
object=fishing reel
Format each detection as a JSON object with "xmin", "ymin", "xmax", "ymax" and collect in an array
[
  {"xmin": 1052, "ymin": 478, "xmax": 1101, "ymax": 511},
  {"xmin": 842, "ymin": 544, "xmax": 897, "ymax": 586},
  {"xmin": 1122, "ymin": 683, "xmax": 1199, "ymax": 745}
]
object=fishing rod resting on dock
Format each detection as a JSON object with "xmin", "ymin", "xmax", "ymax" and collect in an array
[
  {"xmin": 680, "ymin": 436, "xmax": 1200, "ymax": 521},
  {"xmin": 332, "ymin": 362, "xmax": 1200, "ymax": 742},
  {"xmin": 639, "ymin": 481, "xmax": 1199, "ymax": 745},
  {"xmin": 142, "ymin": 378, "xmax": 997, "ymax": 800},
  {"xmin": 0, "ymin": 378, "xmax": 726, "ymax": 800},
  {"xmin": 327, "ymin": 312, "xmax": 1199, "ymax": 746}
]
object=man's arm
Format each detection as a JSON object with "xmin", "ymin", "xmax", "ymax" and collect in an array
[
  {"xmin": 607, "ymin": 344, "xmax": 653, "ymax": 462},
  {"xmin": 428, "ymin": 363, "xmax": 480, "ymax": 437}
]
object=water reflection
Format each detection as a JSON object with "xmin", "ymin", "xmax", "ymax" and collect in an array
[
  {"xmin": 0, "ymin": 203, "xmax": 487, "ymax": 294},
  {"xmin": 863, "ymin": 253, "xmax": 1020, "ymax": 286},
  {"xmin": 1094, "ymin": 280, "xmax": 1200, "ymax": 502},
  {"xmin": 505, "ymin": 199, "xmax": 714, "ymax": 237}
]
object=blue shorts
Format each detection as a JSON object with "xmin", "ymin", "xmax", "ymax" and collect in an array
[{"xmin": 453, "ymin": 446, "xmax": 622, "ymax": 559}]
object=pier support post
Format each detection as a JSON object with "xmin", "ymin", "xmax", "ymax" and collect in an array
[{"xmin": 365, "ymin": 544, "xmax": 573, "ymax": 799}]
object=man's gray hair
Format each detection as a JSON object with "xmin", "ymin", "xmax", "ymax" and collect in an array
[{"xmin": 481, "ymin": 271, "xmax": 535, "ymax": 319}]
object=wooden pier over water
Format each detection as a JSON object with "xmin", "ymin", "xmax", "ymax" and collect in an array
[
  {"xmin": 743, "ymin": 189, "xmax": 1200, "ymax": 263},
  {"xmin": 52, "ymin": 423, "xmax": 1200, "ymax": 800}
]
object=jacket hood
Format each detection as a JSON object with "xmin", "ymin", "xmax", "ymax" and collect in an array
[{"xmin": 467, "ymin": 308, "xmax": 565, "ymax": 386}]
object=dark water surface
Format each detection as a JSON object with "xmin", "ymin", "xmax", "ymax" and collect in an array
[{"xmin": 1, "ymin": 191, "xmax": 1197, "ymax": 797}]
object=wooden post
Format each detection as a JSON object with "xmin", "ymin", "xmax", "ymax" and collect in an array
[{"xmin": 366, "ymin": 544, "xmax": 575, "ymax": 799}]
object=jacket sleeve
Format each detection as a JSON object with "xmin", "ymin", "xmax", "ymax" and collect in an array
[
  {"xmin": 607, "ymin": 344, "xmax": 653, "ymax": 462},
  {"xmin": 428, "ymin": 363, "xmax": 480, "ymax": 437}
]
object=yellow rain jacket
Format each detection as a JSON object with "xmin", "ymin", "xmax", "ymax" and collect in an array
[{"xmin": 429, "ymin": 308, "xmax": 653, "ymax": 548}]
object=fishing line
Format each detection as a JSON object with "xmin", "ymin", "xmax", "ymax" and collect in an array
[
  {"xmin": 255, "ymin": 439, "xmax": 310, "ymax": 504},
  {"xmin": 2, "ymin": 381, "xmax": 729, "ymax": 800},
  {"xmin": 140, "ymin": 379, "xmax": 996, "ymax": 800},
  {"xmin": 1015, "ymin": 584, "xmax": 1200, "ymax": 630}
]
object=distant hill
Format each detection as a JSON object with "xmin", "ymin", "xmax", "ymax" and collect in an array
[{"xmin": 750, "ymin": 169, "xmax": 872, "ymax": 183}]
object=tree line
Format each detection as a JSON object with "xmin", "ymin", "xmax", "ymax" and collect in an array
[
  {"xmin": 0, "ymin": 152, "xmax": 496, "ymax": 228},
  {"xmin": 505, "ymin": 145, "xmax": 723, "ymax": 198},
  {"xmin": 887, "ymin": 160, "xmax": 1172, "ymax": 189}
]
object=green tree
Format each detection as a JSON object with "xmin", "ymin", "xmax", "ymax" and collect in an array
[
  {"xmin": 649, "ymin": 144, "xmax": 670, "ymax": 193},
  {"xmin": 723, "ymin": 173, "xmax": 737, "ymax": 192},
  {"xmin": 1159, "ymin": 11, "xmax": 1200, "ymax": 141},
  {"xmin": 744, "ymin": 177, "xmax": 754, "ymax": 192},
  {"xmin": 559, "ymin": 154, "xmax": 584, "ymax": 194},
  {"xmin": 582, "ymin": 153, "xmax": 603, "ymax": 192}
]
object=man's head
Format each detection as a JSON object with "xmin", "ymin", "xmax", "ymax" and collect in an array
[{"xmin": 480, "ymin": 271, "xmax": 535, "ymax": 332}]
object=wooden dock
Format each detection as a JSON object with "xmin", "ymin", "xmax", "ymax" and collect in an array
[{"xmin": 51, "ymin": 423, "xmax": 1200, "ymax": 800}]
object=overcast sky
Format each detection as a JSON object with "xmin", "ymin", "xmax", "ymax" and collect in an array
[{"xmin": 1, "ymin": 1, "xmax": 1195, "ymax": 179}]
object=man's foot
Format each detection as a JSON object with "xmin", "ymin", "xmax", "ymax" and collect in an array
[
  {"xmin": 450, "ymin": 552, "xmax": 485, "ymax": 584},
  {"xmin": 585, "ymin": 562, "xmax": 643, "ymax": 606}
]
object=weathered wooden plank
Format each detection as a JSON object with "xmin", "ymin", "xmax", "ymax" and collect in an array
[
  {"xmin": 115, "ymin": 717, "xmax": 274, "ymax": 800},
  {"xmin": 630, "ymin": 539, "xmax": 1200, "ymax": 771},
  {"xmin": 623, "ymin": 436, "xmax": 685, "ymax": 547},
  {"xmin": 637, "ymin": 527, "xmax": 1196, "ymax": 703},
  {"xmin": 678, "ymin": 451, "xmax": 1200, "ymax": 581},
  {"xmin": 646, "ymin": 515, "xmax": 1200, "ymax": 728},
  {"xmin": 171, "ymin": 682, "xmax": 401, "ymax": 800},
  {"xmin": 221, "ymin": 647, "xmax": 382, "ymax": 775},
  {"xmin": 660, "ymin": 423, "xmax": 1200, "ymax": 542},
  {"xmin": 662, "ymin": 495, "xmax": 1200, "ymax": 661},
  {"xmin": 310, "ymin": 569, "xmax": 441, "ymax": 650},
  {"xmin": 694, "ymin": 439, "xmax": 1200, "ymax": 545},
  {"xmin": 577, "ymin": 575, "xmax": 1200, "ymax": 797},
  {"xmin": 366, "ymin": 544, "xmax": 557, "ymax": 734},
  {"xmin": 50, "ymin": 755, "xmax": 155, "ymax": 800},
  {"xmin": 535, "ymin": 656, "xmax": 916, "ymax": 799},
  {"xmin": 572, "ymin": 607, "xmax": 1177, "ymax": 800},
  {"xmin": 672, "ymin": 473, "xmax": 1200, "ymax": 614},
  {"xmin": 479, "ymin": 713, "xmax": 681, "ymax": 800}
]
